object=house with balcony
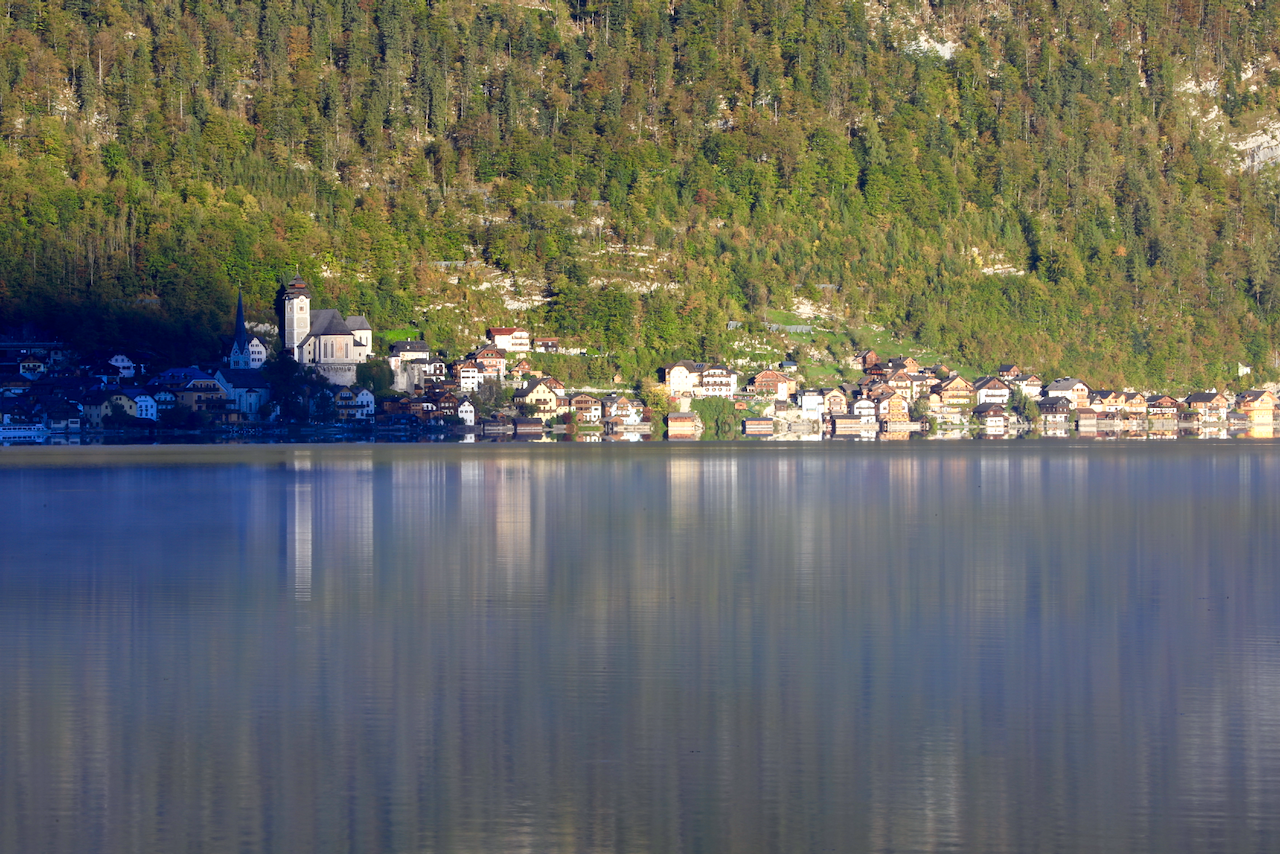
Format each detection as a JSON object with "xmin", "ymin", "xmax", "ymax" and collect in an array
[
  {"xmin": 1185, "ymin": 390, "xmax": 1231, "ymax": 421},
  {"xmin": 699, "ymin": 365, "xmax": 738, "ymax": 398},
  {"xmin": 470, "ymin": 346, "xmax": 508, "ymax": 380},
  {"xmin": 487, "ymin": 327, "xmax": 531, "ymax": 353},
  {"xmin": 661, "ymin": 361, "xmax": 705, "ymax": 396},
  {"xmin": 1044, "ymin": 378, "xmax": 1091, "ymax": 408},
  {"xmin": 570, "ymin": 393, "xmax": 603, "ymax": 422},
  {"xmin": 515, "ymin": 378, "xmax": 567, "ymax": 420},
  {"xmin": 1237, "ymin": 389, "xmax": 1278, "ymax": 424},
  {"xmin": 974, "ymin": 376, "xmax": 1012, "ymax": 406},
  {"xmin": 746, "ymin": 370, "xmax": 794, "ymax": 401}
]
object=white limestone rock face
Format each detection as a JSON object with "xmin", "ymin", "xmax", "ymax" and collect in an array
[{"xmin": 1232, "ymin": 122, "xmax": 1280, "ymax": 170}]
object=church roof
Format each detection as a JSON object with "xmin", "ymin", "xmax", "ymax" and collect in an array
[
  {"xmin": 150, "ymin": 366, "xmax": 217, "ymax": 388},
  {"xmin": 345, "ymin": 315, "xmax": 372, "ymax": 331},
  {"xmin": 304, "ymin": 309, "xmax": 355, "ymax": 340},
  {"xmin": 217, "ymin": 368, "xmax": 269, "ymax": 390},
  {"xmin": 391, "ymin": 341, "xmax": 432, "ymax": 356},
  {"xmin": 284, "ymin": 274, "xmax": 312, "ymax": 297}
]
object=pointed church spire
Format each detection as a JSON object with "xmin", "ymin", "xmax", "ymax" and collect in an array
[{"xmin": 233, "ymin": 288, "xmax": 249, "ymax": 352}]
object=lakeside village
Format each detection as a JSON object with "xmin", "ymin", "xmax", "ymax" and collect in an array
[{"xmin": 2, "ymin": 274, "xmax": 1279, "ymax": 444}]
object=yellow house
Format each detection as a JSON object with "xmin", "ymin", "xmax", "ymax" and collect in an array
[
  {"xmin": 873, "ymin": 392, "xmax": 909, "ymax": 423},
  {"xmin": 107, "ymin": 391, "xmax": 138, "ymax": 418},
  {"xmin": 820, "ymin": 388, "xmax": 848, "ymax": 414},
  {"xmin": 514, "ymin": 379, "xmax": 566, "ymax": 421},
  {"xmin": 175, "ymin": 377, "xmax": 228, "ymax": 414},
  {"xmin": 514, "ymin": 378, "xmax": 570, "ymax": 422},
  {"xmin": 934, "ymin": 375, "xmax": 975, "ymax": 409},
  {"xmin": 1237, "ymin": 389, "xmax": 1278, "ymax": 424}
]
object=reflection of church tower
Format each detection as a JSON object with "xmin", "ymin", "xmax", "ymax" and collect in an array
[
  {"xmin": 280, "ymin": 275, "xmax": 312, "ymax": 356},
  {"xmin": 286, "ymin": 452, "xmax": 313, "ymax": 601}
]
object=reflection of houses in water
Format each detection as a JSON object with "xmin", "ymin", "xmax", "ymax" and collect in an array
[
  {"xmin": 322, "ymin": 451, "xmax": 375, "ymax": 599},
  {"xmin": 456, "ymin": 455, "xmax": 549, "ymax": 589},
  {"xmin": 868, "ymin": 728, "xmax": 963, "ymax": 854},
  {"xmin": 703, "ymin": 455, "xmax": 739, "ymax": 504},
  {"xmin": 975, "ymin": 453, "xmax": 1013, "ymax": 511},
  {"xmin": 668, "ymin": 453, "xmax": 739, "ymax": 526},
  {"xmin": 283, "ymin": 449, "xmax": 375, "ymax": 602},
  {"xmin": 493, "ymin": 458, "xmax": 535, "ymax": 580},
  {"xmin": 886, "ymin": 455, "xmax": 924, "ymax": 518},
  {"xmin": 392, "ymin": 456, "xmax": 451, "ymax": 531},
  {"xmin": 285, "ymin": 452, "xmax": 313, "ymax": 601},
  {"xmin": 667, "ymin": 454, "xmax": 702, "ymax": 520}
]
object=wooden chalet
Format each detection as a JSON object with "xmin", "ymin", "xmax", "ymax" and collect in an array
[{"xmin": 1184, "ymin": 391, "xmax": 1231, "ymax": 421}]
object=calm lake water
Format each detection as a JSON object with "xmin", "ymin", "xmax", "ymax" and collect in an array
[{"xmin": 3, "ymin": 442, "xmax": 1280, "ymax": 854}]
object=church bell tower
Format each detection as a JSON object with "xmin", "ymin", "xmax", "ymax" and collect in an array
[{"xmin": 281, "ymin": 275, "xmax": 312, "ymax": 355}]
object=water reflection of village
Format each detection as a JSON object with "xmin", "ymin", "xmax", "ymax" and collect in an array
[
  {"xmin": 268, "ymin": 445, "xmax": 1280, "ymax": 853},
  {"xmin": 7, "ymin": 445, "xmax": 1280, "ymax": 853}
]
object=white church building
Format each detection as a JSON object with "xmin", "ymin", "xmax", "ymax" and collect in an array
[
  {"xmin": 229, "ymin": 290, "xmax": 269, "ymax": 370},
  {"xmin": 280, "ymin": 275, "xmax": 373, "ymax": 386}
]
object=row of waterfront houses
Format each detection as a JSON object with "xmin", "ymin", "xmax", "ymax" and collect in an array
[
  {"xmin": 657, "ymin": 354, "xmax": 1280, "ymax": 439},
  {"xmin": 388, "ymin": 325, "xmax": 570, "ymax": 394},
  {"xmin": 4, "ymin": 303, "xmax": 1275, "ymax": 440},
  {"xmin": 0, "ymin": 361, "xmax": 387, "ymax": 431},
  {"xmin": 0, "ymin": 315, "xmax": 563, "ymax": 432}
]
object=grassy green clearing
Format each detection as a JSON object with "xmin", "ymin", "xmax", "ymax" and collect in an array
[{"xmin": 742, "ymin": 311, "xmax": 986, "ymax": 384}]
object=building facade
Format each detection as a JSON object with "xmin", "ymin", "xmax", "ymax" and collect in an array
[{"xmin": 280, "ymin": 275, "xmax": 373, "ymax": 386}]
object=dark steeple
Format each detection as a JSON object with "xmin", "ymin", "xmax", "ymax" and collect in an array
[{"xmin": 233, "ymin": 289, "xmax": 249, "ymax": 352}]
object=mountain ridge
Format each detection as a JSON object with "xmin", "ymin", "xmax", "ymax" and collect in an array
[{"xmin": 1, "ymin": 0, "xmax": 1278, "ymax": 391}]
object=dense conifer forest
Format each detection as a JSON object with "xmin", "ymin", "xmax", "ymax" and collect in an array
[{"xmin": 3, "ymin": 0, "xmax": 1280, "ymax": 388}]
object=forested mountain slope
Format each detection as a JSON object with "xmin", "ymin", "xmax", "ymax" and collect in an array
[{"xmin": 3, "ymin": 0, "xmax": 1280, "ymax": 389}]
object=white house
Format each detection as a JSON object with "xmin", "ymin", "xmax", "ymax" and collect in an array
[
  {"xmin": 352, "ymin": 387, "xmax": 376, "ymax": 419},
  {"xmin": 850, "ymin": 398, "xmax": 877, "ymax": 424},
  {"xmin": 602, "ymin": 395, "xmax": 644, "ymax": 425},
  {"xmin": 487, "ymin": 327, "xmax": 531, "ymax": 353},
  {"xmin": 797, "ymin": 389, "xmax": 825, "ymax": 416},
  {"xmin": 109, "ymin": 354, "xmax": 138, "ymax": 378},
  {"xmin": 662, "ymin": 361, "xmax": 704, "ymax": 395},
  {"xmin": 458, "ymin": 397, "xmax": 476, "ymax": 426},
  {"xmin": 974, "ymin": 376, "xmax": 1011, "ymax": 406},
  {"xmin": 215, "ymin": 368, "xmax": 271, "ymax": 421},
  {"xmin": 699, "ymin": 365, "xmax": 738, "ymax": 398},
  {"xmin": 129, "ymin": 391, "xmax": 158, "ymax": 421},
  {"xmin": 455, "ymin": 361, "xmax": 481, "ymax": 393},
  {"xmin": 1043, "ymin": 378, "xmax": 1091, "ymax": 408},
  {"xmin": 389, "ymin": 342, "xmax": 448, "ymax": 393}
]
